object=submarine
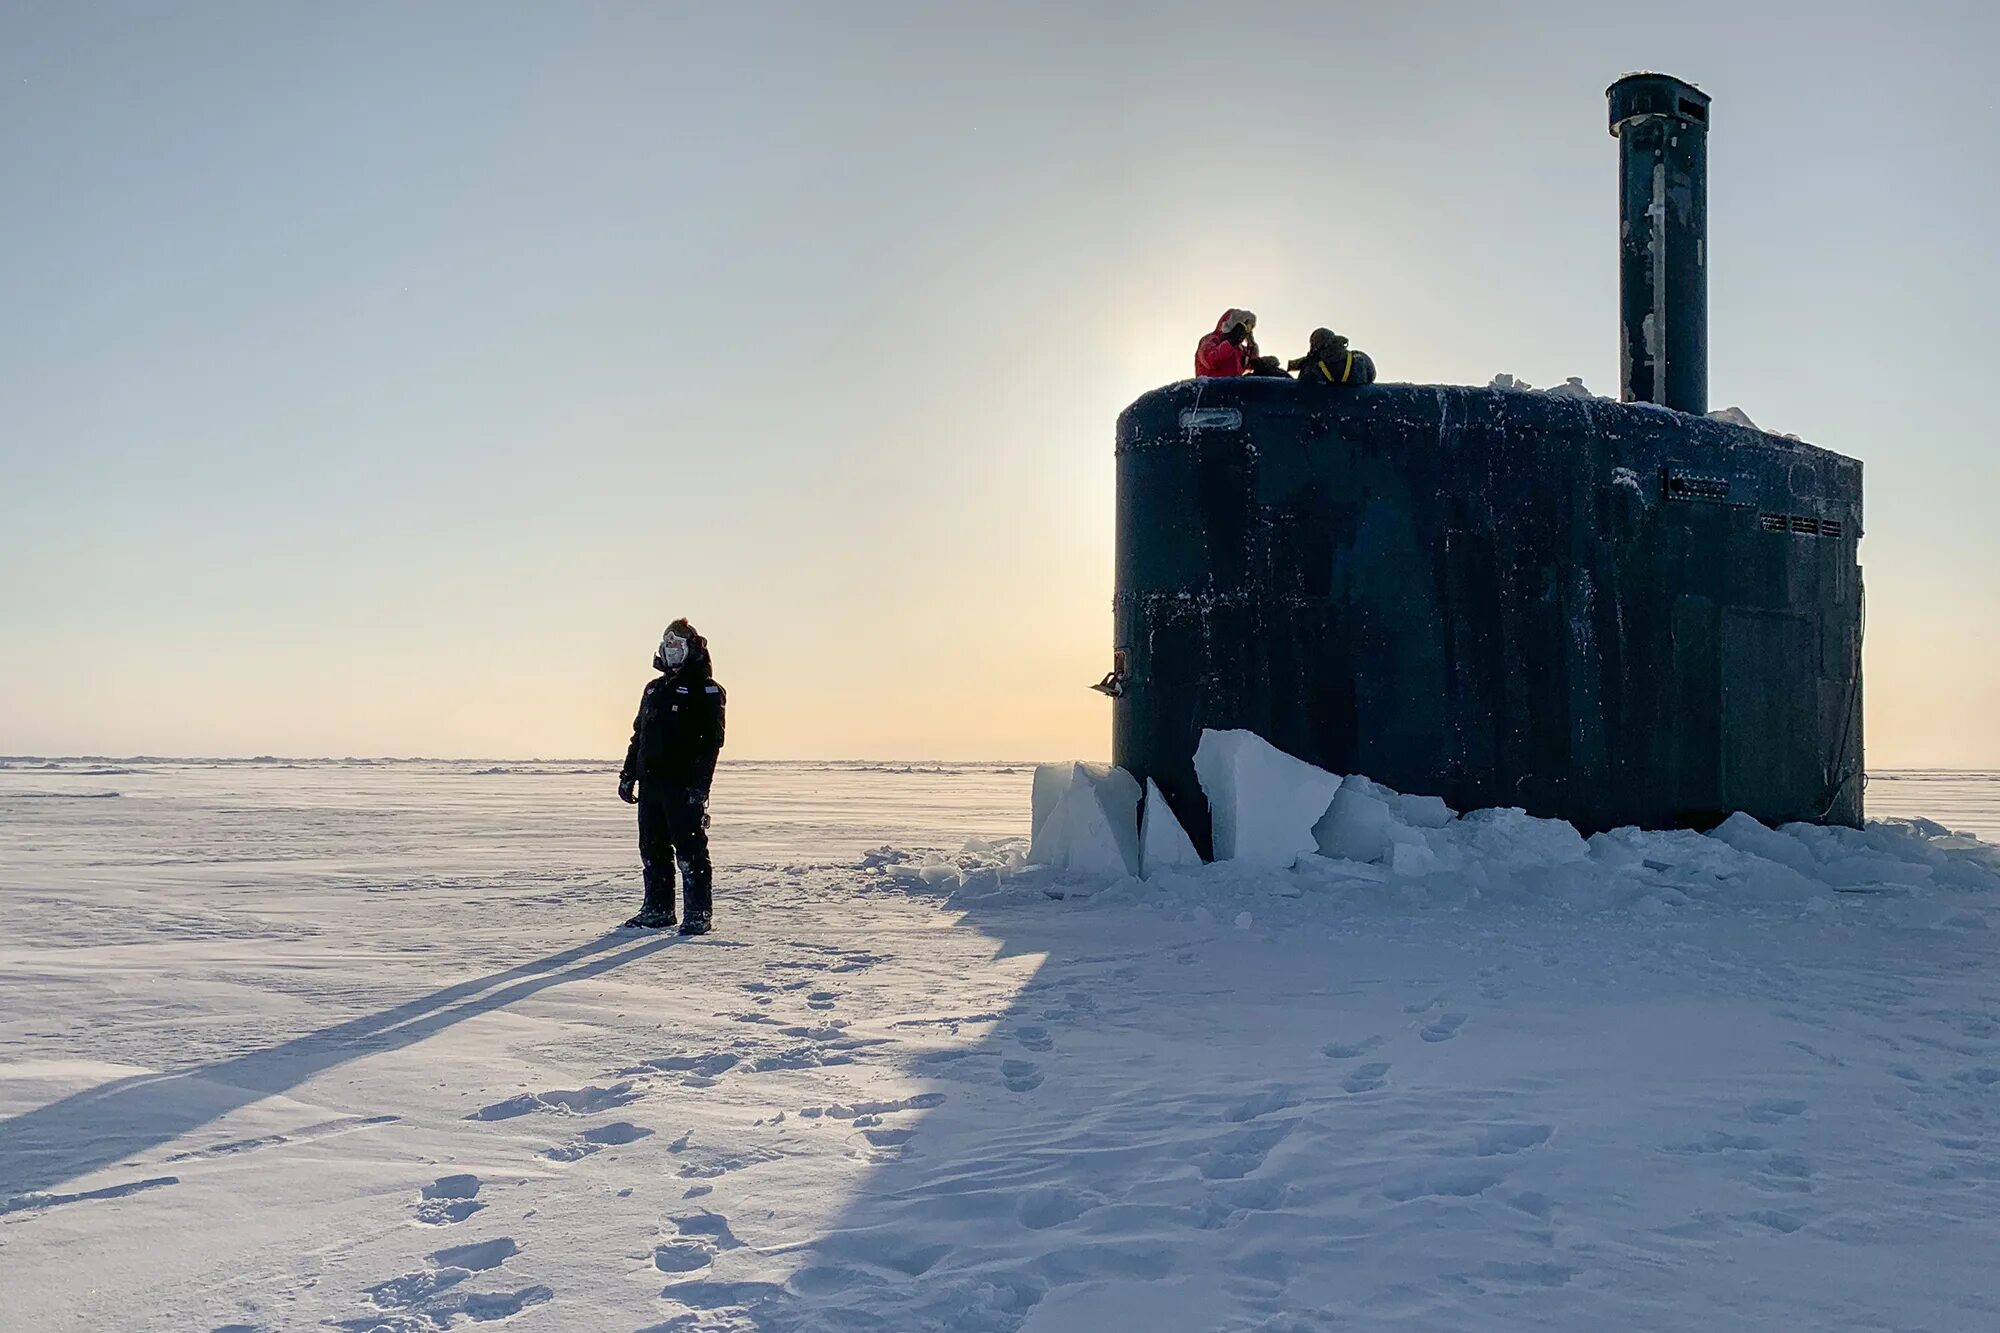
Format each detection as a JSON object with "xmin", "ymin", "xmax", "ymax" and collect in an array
[{"xmin": 1107, "ymin": 75, "xmax": 1864, "ymax": 854}]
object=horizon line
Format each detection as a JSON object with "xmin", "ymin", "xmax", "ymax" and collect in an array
[
  {"xmin": 0, "ymin": 755, "xmax": 1047, "ymax": 766},
  {"xmin": 3, "ymin": 756, "xmax": 1997, "ymax": 776}
]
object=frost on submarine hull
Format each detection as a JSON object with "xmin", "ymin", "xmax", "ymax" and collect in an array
[{"xmin": 1110, "ymin": 378, "xmax": 1864, "ymax": 855}]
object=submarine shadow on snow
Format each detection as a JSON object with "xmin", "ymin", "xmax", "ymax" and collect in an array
[{"xmin": 662, "ymin": 867, "xmax": 1406, "ymax": 1333}]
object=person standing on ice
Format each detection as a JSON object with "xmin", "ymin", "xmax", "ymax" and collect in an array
[
  {"xmin": 617, "ymin": 619, "xmax": 726, "ymax": 934},
  {"xmin": 1195, "ymin": 309, "xmax": 1288, "ymax": 378}
]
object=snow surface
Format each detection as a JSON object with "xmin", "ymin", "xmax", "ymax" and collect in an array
[{"xmin": 4, "ymin": 759, "xmax": 2000, "ymax": 1331}]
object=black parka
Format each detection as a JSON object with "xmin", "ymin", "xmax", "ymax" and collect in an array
[
  {"xmin": 620, "ymin": 643, "xmax": 726, "ymax": 789},
  {"xmin": 1295, "ymin": 345, "xmax": 1377, "ymax": 387}
]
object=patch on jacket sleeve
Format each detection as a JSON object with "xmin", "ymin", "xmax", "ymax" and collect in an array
[{"xmin": 706, "ymin": 685, "xmax": 721, "ymax": 694}]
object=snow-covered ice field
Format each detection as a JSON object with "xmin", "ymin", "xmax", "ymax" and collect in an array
[{"xmin": 3, "ymin": 759, "xmax": 1998, "ymax": 1332}]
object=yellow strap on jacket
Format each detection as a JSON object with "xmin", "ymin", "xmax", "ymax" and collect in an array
[{"xmin": 1317, "ymin": 350, "xmax": 1355, "ymax": 384}]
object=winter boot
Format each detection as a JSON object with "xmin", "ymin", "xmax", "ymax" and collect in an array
[
  {"xmin": 678, "ymin": 854, "xmax": 712, "ymax": 937},
  {"xmin": 623, "ymin": 860, "xmax": 678, "ymax": 930}
]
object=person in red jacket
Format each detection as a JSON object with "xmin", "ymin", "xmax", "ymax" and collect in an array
[
  {"xmin": 1195, "ymin": 308, "xmax": 1255, "ymax": 377},
  {"xmin": 1195, "ymin": 309, "xmax": 1286, "ymax": 378}
]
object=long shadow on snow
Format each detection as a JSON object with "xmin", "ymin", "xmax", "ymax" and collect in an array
[
  {"xmin": 0, "ymin": 932, "xmax": 672, "ymax": 1202},
  {"xmin": 651, "ymin": 876, "xmax": 1445, "ymax": 1333}
]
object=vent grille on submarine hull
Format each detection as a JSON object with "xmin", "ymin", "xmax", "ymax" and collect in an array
[{"xmin": 1111, "ymin": 379, "xmax": 1863, "ymax": 856}]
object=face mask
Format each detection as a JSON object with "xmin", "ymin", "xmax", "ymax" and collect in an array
[{"xmin": 661, "ymin": 634, "xmax": 689, "ymax": 670}]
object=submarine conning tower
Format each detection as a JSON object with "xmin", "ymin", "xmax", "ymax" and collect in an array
[
  {"xmin": 1109, "ymin": 78, "xmax": 1864, "ymax": 854},
  {"xmin": 1112, "ymin": 383, "xmax": 1864, "ymax": 852}
]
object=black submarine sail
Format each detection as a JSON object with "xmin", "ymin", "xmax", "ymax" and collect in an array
[{"xmin": 1107, "ymin": 75, "xmax": 1863, "ymax": 854}]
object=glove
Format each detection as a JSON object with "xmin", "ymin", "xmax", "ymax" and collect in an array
[{"xmin": 618, "ymin": 778, "xmax": 637, "ymax": 804}]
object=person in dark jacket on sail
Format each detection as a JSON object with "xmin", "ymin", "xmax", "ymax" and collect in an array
[
  {"xmin": 618, "ymin": 618, "xmax": 726, "ymax": 933},
  {"xmin": 1289, "ymin": 327, "xmax": 1377, "ymax": 387}
]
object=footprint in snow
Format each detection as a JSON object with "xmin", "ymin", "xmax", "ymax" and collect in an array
[
  {"xmin": 414, "ymin": 1174, "xmax": 484, "ymax": 1226},
  {"xmin": 1016, "ymin": 1187, "xmax": 1096, "ymax": 1230},
  {"xmin": 1745, "ymin": 1098, "xmax": 1807, "ymax": 1124},
  {"xmin": 1342, "ymin": 1063, "xmax": 1392, "ymax": 1094},
  {"xmin": 1323, "ymin": 1036, "xmax": 1384, "ymax": 1060},
  {"xmin": 540, "ymin": 1121, "xmax": 654, "ymax": 1163},
  {"xmin": 653, "ymin": 1242, "xmax": 713, "ymax": 1274},
  {"xmin": 675, "ymin": 1145, "xmax": 785, "ymax": 1180},
  {"xmin": 431, "ymin": 1238, "xmax": 519, "ymax": 1272},
  {"xmin": 1508, "ymin": 1191, "xmax": 1557, "ymax": 1220},
  {"xmin": 1744, "ymin": 1209, "xmax": 1806, "ymax": 1234},
  {"xmin": 673, "ymin": 1211, "xmax": 743, "ymax": 1249},
  {"xmin": 357, "ymin": 1266, "xmax": 470, "ymax": 1312},
  {"xmin": 1421, "ymin": 1013, "xmax": 1468, "ymax": 1043},
  {"xmin": 1471, "ymin": 1123, "xmax": 1553, "ymax": 1156},
  {"xmin": 653, "ymin": 1210, "xmax": 743, "ymax": 1274},
  {"xmin": 1199, "ymin": 1120, "xmax": 1298, "ymax": 1180},
  {"xmin": 341, "ymin": 1237, "xmax": 549, "ymax": 1330},
  {"xmin": 861, "ymin": 1126, "xmax": 918, "ymax": 1149},
  {"xmin": 1015, "ymin": 1025, "xmax": 1054, "ymax": 1052},
  {"xmin": 1226, "ymin": 1089, "xmax": 1299, "ymax": 1122},
  {"xmin": 1756, "ymin": 1153, "xmax": 1815, "ymax": 1192},
  {"xmin": 1002, "ymin": 1059, "xmax": 1043, "ymax": 1092},
  {"xmin": 774, "ymin": 943, "xmax": 886, "ymax": 973},
  {"xmin": 628, "ymin": 1052, "xmax": 741, "ymax": 1080},
  {"xmin": 466, "ymin": 1082, "xmax": 640, "ymax": 1121}
]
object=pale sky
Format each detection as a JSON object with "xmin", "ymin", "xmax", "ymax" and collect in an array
[{"xmin": 3, "ymin": 2, "xmax": 1996, "ymax": 764}]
